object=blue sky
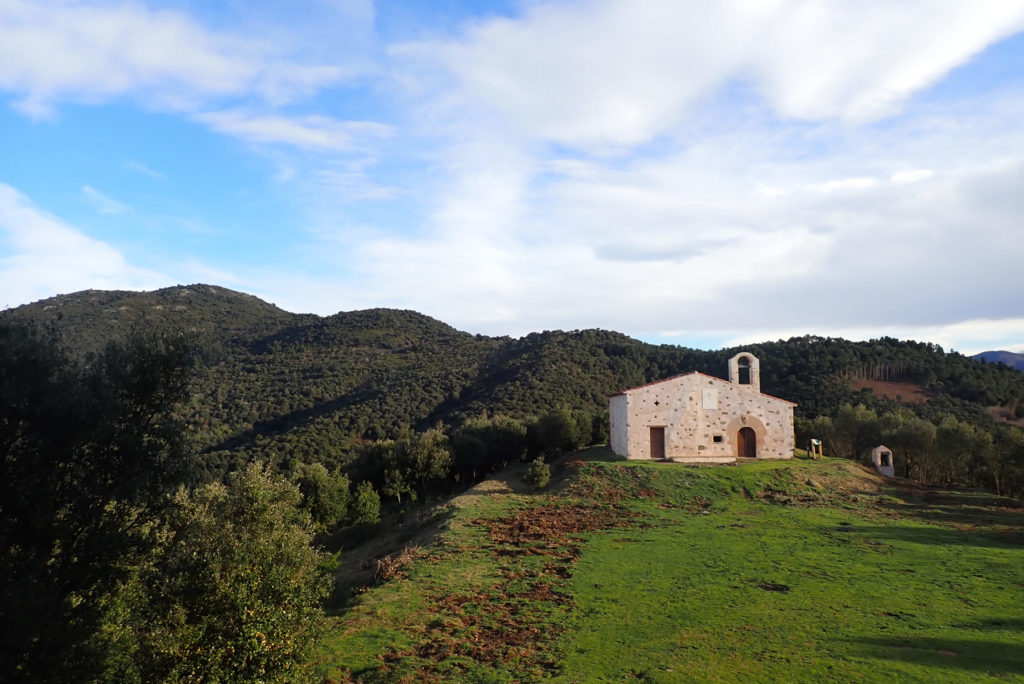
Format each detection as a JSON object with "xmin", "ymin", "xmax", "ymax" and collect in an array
[{"xmin": 3, "ymin": 1, "xmax": 1024, "ymax": 354}]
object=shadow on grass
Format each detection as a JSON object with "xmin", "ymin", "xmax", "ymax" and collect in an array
[
  {"xmin": 838, "ymin": 523, "xmax": 1022, "ymax": 549},
  {"xmin": 843, "ymin": 635, "xmax": 1024, "ymax": 675},
  {"xmin": 879, "ymin": 501, "xmax": 1024, "ymax": 528},
  {"xmin": 873, "ymin": 482, "xmax": 1024, "ymax": 535},
  {"xmin": 325, "ymin": 503, "xmax": 458, "ymax": 615},
  {"xmin": 881, "ymin": 484, "xmax": 1022, "ymax": 510},
  {"xmin": 953, "ymin": 617, "xmax": 1024, "ymax": 631}
]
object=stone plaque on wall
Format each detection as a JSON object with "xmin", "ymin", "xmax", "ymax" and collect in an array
[{"xmin": 702, "ymin": 388, "xmax": 718, "ymax": 409}]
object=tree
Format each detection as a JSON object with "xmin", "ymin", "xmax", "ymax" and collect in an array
[
  {"xmin": 529, "ymin": 409, "xmax": 580, "ymax": 457},
  {"xmin": 991, "ymin": 426, "xmax": 1024, "ymax": 497},
  {"xmin": 451, "ymin": 431, "xmax": 489, "ymax": 483},
  {"xmin": 400, "ymin": 426, "xmax": 452, "ymax": 499},
  {"xmin": 834, "ymin": 404, "xmax": 880, "ymax": 461},
  {"xmin": 97, "ymin": 462, "xmax": 335, "ymax": 683},
  {"xmin": 931, "ymin": 416, "xmax": 990, "ymax": 485},
  {"xmin": 451, "ymin": 415, "xmax": 529, "ymax": 483},
  {"xmin": 350, "ymin": 480, "xmax": 381, "ymax": 525},
  {"xmin": 294, "ymin": 462, "xmax": 351, "ymax": 531},
  {"xmin": 0, "ymin": 324, "xmax": 195, "ymax": 682},
  {"xmin": 886, "ymin": 417, "xmax": 936, "ymax": 479},
  {"xmin": 382, "ymin": 463, "xmax": 414, "ymax": 505}
]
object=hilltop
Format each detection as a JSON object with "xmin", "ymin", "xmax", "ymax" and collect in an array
[
  {"xmin": 319, "ymin": 451, "xmax": 1024, "ymax": 683},
  {"xmin": 4, "ymin": 285, "xmax": 1024, "ymax": 493}
]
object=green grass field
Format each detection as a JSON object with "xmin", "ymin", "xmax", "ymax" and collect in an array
[{"xmin": 317, "ymin": 451, "xmax": 1024, "ymax": 682}]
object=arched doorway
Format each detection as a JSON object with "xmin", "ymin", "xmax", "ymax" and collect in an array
[{"xmin": 738, "ymin": 427, "xmax": 757, "ymax": 459}]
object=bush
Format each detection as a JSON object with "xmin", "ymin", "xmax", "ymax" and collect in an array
[{"xmin": 525, "ymin": 457, "xmax": 552, "ymax": 490}]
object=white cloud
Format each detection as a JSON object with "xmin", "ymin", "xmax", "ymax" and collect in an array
[
  {"xmin": 315, "ymin": 169, "xmax": 396, "ymax": 200},
  {"xmin": 0, "ymin": 183, "xmax": 166, "ymax": 306},
  {"xmin": 409, "ymin": 0, "xmax": 1024, "ymax": 148},
  {"xmin": 0, "ymin": 0, "xmax": 348, "ymax": 116},
  {"xmin": 194, "ymin": 109, "xmax": 392, "ymax": 152},
  {"xmin": 890, "ymin": 169, "xmax": 933, "ymax": 184},
  {"xmin": 808, "ymin": 177, "xmax": 879, "ymax": 193},
  {"xmin": 82, "ymin": 185, "xmax": 129, "ymax": 214},
  {"xmin": 749, "ymin": 1, "xmax": 1024, "ymax": 122},
  {"xmin": 124, "ymin": 159, "xmax": 165, "ymax": 180}
]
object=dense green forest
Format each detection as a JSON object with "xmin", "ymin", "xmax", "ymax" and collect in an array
[{"xmin": 5, "ymin": 284, "xmax": 1024, "ymax": 501}]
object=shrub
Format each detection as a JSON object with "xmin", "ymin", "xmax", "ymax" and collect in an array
[
  {"xmin": 350, "ymin": 480, "xmax": 382, "ymax": 525},
  {"xmin": 525, "ymin": 457, "xmax": 552, "ymax": 490}
]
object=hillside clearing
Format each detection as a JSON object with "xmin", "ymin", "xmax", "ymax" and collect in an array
[
  {"xmin": 319, "ymin": 450, "xmax": 1024, "ymax": 682},
  {"xmin": 851, "ymin": 378, "xmax": 931, "ymax": 403}
]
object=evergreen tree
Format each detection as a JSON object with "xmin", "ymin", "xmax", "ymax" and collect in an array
[{"xmin": 97, "ymin": 462, "xmax": 335, "ymax": 683}]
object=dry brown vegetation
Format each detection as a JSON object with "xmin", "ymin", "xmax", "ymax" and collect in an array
[
  {"xmin": 373, "ymin": 502, "xmax": 641, "ymax": 681},
  {"xmin": 851, "ymin": 378, "xmax": 931, "ymax": 403}
]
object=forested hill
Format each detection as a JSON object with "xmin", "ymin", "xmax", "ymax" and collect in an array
[{"xmin": 5, "ymin": 285, "xmax": 1024, "ymax": 484}]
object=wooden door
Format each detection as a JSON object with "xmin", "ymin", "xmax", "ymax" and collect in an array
[
  {"xmin": 738, "ymin": 427, "xmax": 756, "ymax": 459},
  {"xmin": 650, "ymin": 427, "xmax": 665, "ymax": 460}
]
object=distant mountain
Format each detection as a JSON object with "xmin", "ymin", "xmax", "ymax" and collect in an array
[
  {"xmin": 5, "ymin": 285, "xmax": 1024, "ymax": 480},
  {"xmin": 973, "ymin": 350, "xmax": 1024, "ymax": 372}
]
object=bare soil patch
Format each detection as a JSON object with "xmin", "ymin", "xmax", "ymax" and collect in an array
[
  {"xmin": 986, "ymin": 405, "xmax": 1024, "ymax": 427},
  {"xmin": 852, "ymin": 379, "xmax": 930, "ymax": 403}
]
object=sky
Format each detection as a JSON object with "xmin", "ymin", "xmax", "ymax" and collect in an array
[{"xmin": 2, "ymin": 1, "xmax": 1024, "ymax": 355}]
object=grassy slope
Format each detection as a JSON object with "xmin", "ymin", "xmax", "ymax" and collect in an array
[{"xmin": 319, "ymin": 451, "xmax": 1024, "ymax": 683}]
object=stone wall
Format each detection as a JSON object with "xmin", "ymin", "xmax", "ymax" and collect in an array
[
  {"xmin": 609, "ymin": 394, "xmax": 629, "ymax": 457},
  {"xmin": 610, "ymin": 372, "xmax": 794, "ymax": 462}
]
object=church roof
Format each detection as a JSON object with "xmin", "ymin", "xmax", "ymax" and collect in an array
[{"xmin": 610, "ymin": 371, "xmax": 797, "ymax": 406}]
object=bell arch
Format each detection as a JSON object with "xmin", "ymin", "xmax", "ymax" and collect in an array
[{"xmin": 728, "ymin": 352, "xmax": 761, "ymax": 392}]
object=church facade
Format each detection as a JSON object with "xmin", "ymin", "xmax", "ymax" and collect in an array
[{"xmin": 609, "ymin": 353, "xmax": 795, "ymax": 463}]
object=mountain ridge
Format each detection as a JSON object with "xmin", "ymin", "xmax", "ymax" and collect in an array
[
  {"xmin": 974, "ymin": 350, "xmax": 1024, "ymax": 372},
  {"xmin": 5, "ymin": 285, "xmax": 1024, "ymax": 488}
]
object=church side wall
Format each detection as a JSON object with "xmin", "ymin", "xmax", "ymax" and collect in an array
[
  {"xmin": 620, "ymin": 377, "xmax": 694, "ymax": 460},
  {"xmin": 609, "ymin": 394, "xmax": 629, "ymax": 457}
]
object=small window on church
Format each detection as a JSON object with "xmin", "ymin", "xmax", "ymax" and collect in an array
[{"xmin": 713, "ymin": 435, "xmax": 723, "ymax": 443}]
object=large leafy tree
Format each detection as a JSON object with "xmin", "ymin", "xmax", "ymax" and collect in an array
[
  {"xmin": 294, "ymin": 462, "xmax": 352, "ymax": 531},
  {"xmin": 99, "ymin": 462, "xmax": 335, "ymax": 683},
  {"xmin": 0, "ymin": 323, "xmax": 196, "ymax": 682}
]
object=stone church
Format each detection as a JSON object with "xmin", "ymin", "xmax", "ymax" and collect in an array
[{"xmin": 609, "ymin": 353, "xmax": 795, "ymax": 462}]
